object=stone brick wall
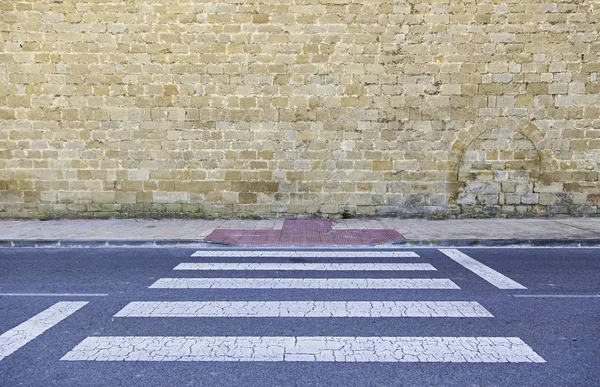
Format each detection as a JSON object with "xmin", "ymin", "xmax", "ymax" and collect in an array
[{"xmin": 0, "ymin": 0, "xmax": 598, "ymax": 218}]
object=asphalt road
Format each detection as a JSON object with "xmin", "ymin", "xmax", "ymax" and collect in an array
[{"xmin": 0, "ymin": 247, "xmax": 599, "ymax": 387}]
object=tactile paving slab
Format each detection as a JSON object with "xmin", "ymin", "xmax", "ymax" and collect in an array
[{"xmin": 205, "ymin": 219, "xmax": 405, "ymax": 246}]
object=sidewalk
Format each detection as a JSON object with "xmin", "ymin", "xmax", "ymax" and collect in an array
[{"xmin": 0, "ymin": 217, "xmax": 599, "ymax": 247}]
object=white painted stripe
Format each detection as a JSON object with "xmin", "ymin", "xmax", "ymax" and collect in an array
[
  {"xmin": 0, "ymin": 293, "xmax": 108, "ymax": 297},
  {"xmin": 173, "ymin": 263, "xmax": 436, "ymax": 271},
  {"xmin": 0, "ymin": 301, "xmax": 88, "ymax": 361},
  {"xmin": 149, "ymin": 278, "xmax": 460, "ymax": 290},
  {"xmin": 114, "ymin": 301, "xmax": 492, "ymax": 318},
  {"xmin": 61, "ymin": 336, "xmax": 545, "ymax": 363},
  {"xmin": 438, "ymin": 249, "xmax": 526, "ymax": 290},
  {"xmin": 191, "ymin": 251, "xmax": 420, "ymax": 258},
  {"xmin": 513, "ymin": 294, "xmax": 600, "ymax": 298}
]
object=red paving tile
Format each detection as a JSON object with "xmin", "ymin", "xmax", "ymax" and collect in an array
[
  {"xmin": 204, "ymin": 219, "xmax": 404, "ymax": 246},
  {"xmin": 283, "ymin": 219, "xmax": 332, "ymax": 231}
]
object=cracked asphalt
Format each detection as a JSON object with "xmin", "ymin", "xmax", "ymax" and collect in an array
[{"xmin": 0, "ymin": 247, "xmax": 599, "ymax": 386}]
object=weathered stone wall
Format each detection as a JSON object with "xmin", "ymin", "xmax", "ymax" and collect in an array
[{"xmin": 0, "ymin": 0, "xmax": 598, "ymax": 218}]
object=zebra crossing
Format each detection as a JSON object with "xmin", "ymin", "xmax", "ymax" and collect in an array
[{"xmin": 61, "ymin": 249, "xmax": 545, "ymax": 363}]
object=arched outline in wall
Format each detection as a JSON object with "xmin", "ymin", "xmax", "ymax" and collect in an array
[{"xmin": 447, "ymin": 123, "xmax": 549, "ymax": 203}]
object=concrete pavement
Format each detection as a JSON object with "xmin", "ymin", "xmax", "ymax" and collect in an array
[{"xmin": 1, "ymin": 217, "xmax": 600, "ymax": 246}]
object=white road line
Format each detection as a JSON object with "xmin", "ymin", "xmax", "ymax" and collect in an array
[
  {"xmin": 0, "ymin": 301, "xmax": 88, "ymax": 361},
  {"xmin": 0, "ymin": 293, "xmax": 108, "ymax": 297},
  {"xmin": 114, "ymin": 301, "xmax": 492, "ymax": 318},
  {"xmin": 149, "ymin": 278, "xmax": 460, "ymax": 289},
  {"xmin": 513, "ymin": 294, "xmax": 600, "ymax": 298},
  {"xmin": 61, "ymin": 336, "xmax": 545, "ymax": 363},
  {"xmin": 438, "ymin": 249, "xmax": 526, "ymax": 290},
  {"xmin": 191, "ymin": 251, "xmax": 420, "ymax": 258},
  {"xmin": 173, "ymin": 263, "xmax": 436, "ymax": 271}
]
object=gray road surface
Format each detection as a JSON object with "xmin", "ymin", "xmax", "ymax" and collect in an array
[{"xmin": 0, "ymin": 247, "xmax": 598, "ymax": 386}]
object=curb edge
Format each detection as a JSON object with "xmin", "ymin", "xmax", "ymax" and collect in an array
[{"xmin": 1, "ymin": 238, "xmax": 600, "ymax": 248}]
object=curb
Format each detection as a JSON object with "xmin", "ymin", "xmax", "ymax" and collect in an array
[
  {"xmin": 392, "ymin": 239, "xmax": 600, "ymax": 247},
  {"xmin": 1, "ymin": 238, "xmax": 600, "ymax": 248},
  {"xmin": 0, "ymin": 239, "xmax": 226, "ymax": 248}
]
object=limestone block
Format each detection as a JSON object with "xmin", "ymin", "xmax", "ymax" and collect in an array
[
  {"xmin": 555, "ymin": 95, "xmax": 575, "ymax": 107},
  {"xmin": 43, "ymin": 13, "xmax": 64, "ymax": 23},
  {"xmin": 92, "ymin": 192, "xmax": 116, "ymax": 204},
  {"xmin": 534, "ymin": 182, "xmax": 565, "ymax": 193},
  {"xmin": 457, "ymin": 193, "xmax": 476, "ymax": 205},
  {"xmin": 521, "ymin": 193, "xmax": 540, "ymax": 205},
  {"xmin": 476, "ymin": 193, "xmax": 499, "ymax": 206},
  {"xmin": 372, "ymin": 161, "xmax": 393, "ymax": 171},
  {"xmin": 239, "ymin": 193, "xmax": 257, "ymax": 204},
  {"xmin": 466, "ymin": 181, "xmax": 502, "ymax": 194},
  {"xmin": 548, "ymin": 83, "xmax": 568, "ymax": 95},
  {"xmin": 0, "ymin": 108, "xmax": 16, "ymax": 120},
  {"xmin": 539, "ymin": 193, "xmax": 560, "ymax": 206}
]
